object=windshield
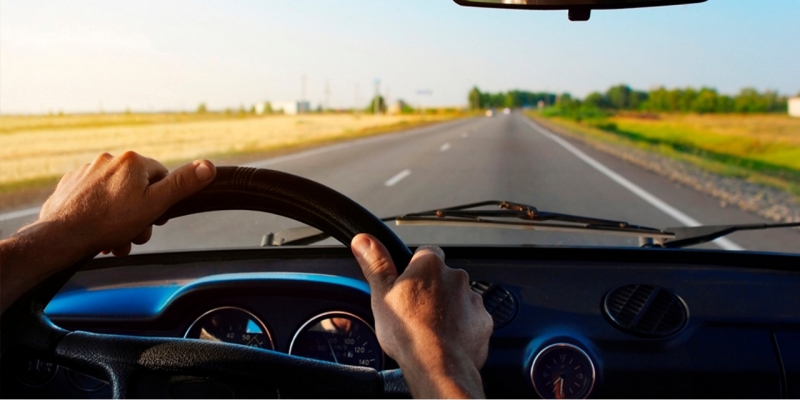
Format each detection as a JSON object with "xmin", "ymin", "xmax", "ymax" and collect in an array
[{"xmin": 1, "ymin": 1, "xmax": 798, "ymax": 253}]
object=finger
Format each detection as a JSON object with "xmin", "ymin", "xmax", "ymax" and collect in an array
[
  {"xmin": 131, "ymin": 226, "xmax": 153, "ymax": 245},
  {"xmin": 111, "ymin": 242, "xmax": 132, "ymax": 257},
  {"xmin": 154, "ymin": 218, "xmax": 168, "ymax": 226},
  {"xmin": 146, "ymin": 160, "xmax": 216, "ymax": 210},
  {"xmin": 140, "ymin": 156, "xmax": 169, "ymax": 184},
  {"xmin": 351, "ymin": 234, "xmax": 398, "ymax": 297},
  {"xmin": 413, "ymin": 245, "xmax": 445, "ymax": 262},
  {"xmin": 101, "ymin": 249, "xmax": 111, "ymax": 255}
]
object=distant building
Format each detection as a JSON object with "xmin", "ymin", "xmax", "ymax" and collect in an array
[
  {"xmin": 271, "ymin": 101, "xmax": 310, "ymax": 115},
  {"xmin": 254, "ymin": 102, "xmax": 270, "ymax": 115},
  {"xmin": 789, "ymin": 98, "xmax": 800, "ymax": 118},
  {"xmin": 388, "ymin": 100, "xmax": 408, "ymax": 115}
]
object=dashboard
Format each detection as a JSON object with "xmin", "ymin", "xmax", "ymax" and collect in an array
[{"xmin": 4, "ymin": 246, "xmax": 800, "ymax": 398}]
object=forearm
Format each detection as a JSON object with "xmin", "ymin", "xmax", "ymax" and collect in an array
[{"xmin": 0, "ymin": 221, "xmax": 93, "ymax": 313}]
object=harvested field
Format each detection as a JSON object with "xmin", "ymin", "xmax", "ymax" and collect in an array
[{"xmin": 0, "ymin": 113, "xmax": 459, "ymax": 191}]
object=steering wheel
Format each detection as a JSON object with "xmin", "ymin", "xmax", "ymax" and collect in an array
[{"xmin": 0, "ymin": 167, "xmax": 414, "ymax": 398}]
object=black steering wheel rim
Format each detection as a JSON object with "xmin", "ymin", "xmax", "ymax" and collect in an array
[{"xmin": 0, "ymin": 167, "xmax": 412, "ymax": 398}]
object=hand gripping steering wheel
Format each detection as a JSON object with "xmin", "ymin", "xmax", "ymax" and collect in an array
[{"xmin": 0, "ymin": 167, "xmax": 413, "ymax": 398}]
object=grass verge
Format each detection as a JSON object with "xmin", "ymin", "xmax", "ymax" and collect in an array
[{"xmin": 527, "ymin": 111, "xmax": 800, "ymax": 198}]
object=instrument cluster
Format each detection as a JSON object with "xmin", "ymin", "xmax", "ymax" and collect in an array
[{"xmin": 184, "ymin": 306, "xmax": 384, "ymax": 370}]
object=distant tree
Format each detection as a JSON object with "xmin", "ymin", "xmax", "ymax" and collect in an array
[
  {"xmin": 605, "ymin": 84, "xmax": 648, "ymax": 110},
  {"xmin": 584, "ymin": 92, "xmax": 610, "ymax": 109},
  {"xmin": 690, "ymin": 88, "xmax": 719, "ymax": 114},
  {"xmin": 365, "ymin": 95, "xmax": 386, "ymax": 113},
  {"xmin": 469, "ymin": 87, "xmax": 482, "ymax": 110},
  {"xmin": 196, "ymin": 103, "xmax": 208, "ymax": 114}
]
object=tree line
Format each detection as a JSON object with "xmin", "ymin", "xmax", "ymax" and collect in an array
[
  {"xmin": 469, "ymin": 87, "xmax": 557, "ymax": 110},
  {"xmin": 469, "ymin": 85, "xmax": 791, "ymax": 115}
]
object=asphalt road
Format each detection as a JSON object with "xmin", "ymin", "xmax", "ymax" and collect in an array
[{"xmin": 2, "ymin": 113, "xmax": 799, "ymax": 254}]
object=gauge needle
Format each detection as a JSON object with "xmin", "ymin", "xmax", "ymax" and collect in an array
[
  {"xmin": 554, "ymin": 377, "xmax": 564, "ymax": 399},
  {"xmin": 326, "ymin": 338, "xmax": 339, "ymax": 363}
]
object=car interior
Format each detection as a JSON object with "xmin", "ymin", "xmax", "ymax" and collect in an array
[{"xmin": 1, "ymin": 0, "xmax": 799, "ymax": 399}]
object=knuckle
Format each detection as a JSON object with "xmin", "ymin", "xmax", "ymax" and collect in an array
[
  {"xmin": 452, "ymin": 268, "xmax": 470, "ymax": 284},
  {"xmin": 415, "ymin": 252, "xmax": 444, "ymax": 268},
  {"xmin": 117, "ymin": 150, "xmax": 141, "ymax": 164},
  {"xmin": 366, "ymin": 257, "xmax": 392, "ymax": 279},
  {"xmin": 93, "ymin": 152, "xmax": 113, "ymax": 164}
]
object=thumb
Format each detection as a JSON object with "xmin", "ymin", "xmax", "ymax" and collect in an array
[
  {"xmin": 148, "ymin": 160, "xmax": 216, "ymax": 208},
  {"xmin": 351, "ymin": 234, "xmax": 398, "ymax": 297}
]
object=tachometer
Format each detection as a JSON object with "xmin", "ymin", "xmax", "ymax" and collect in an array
[
  {"xmin": 531, "ymin": 343, "xmax": 596, "ymax": 399},
  {"xmin": 185, "ymin": 306, "xmax": 274, "ymax": 350},
  {"xmin": 289, "ymin": 311, "xmax": 383, "ymax": 370}
]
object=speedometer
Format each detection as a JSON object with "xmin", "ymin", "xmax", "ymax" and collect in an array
[
  {"xmin": 289, "ymin": 311, "xmax": 383, "ymax": 370},
  {"xmin": 185, "ymin": 306, "xmax": 275, "ymax": 350}
]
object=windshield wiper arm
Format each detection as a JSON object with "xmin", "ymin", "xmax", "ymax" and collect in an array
[
  {"xmin": 262, "ymin": 200, "xmax": 669, "ymax": 247},
  {"xmin": 261, "ymin": 200, "xmax": 799, "ymax": 250},
  {"xmin": 659, "ymin": 222, "xmax": 800, "ymax": 249},
  {"xmin": 399, "ymin": 200, "xmax": 660, "ymax": 230}
]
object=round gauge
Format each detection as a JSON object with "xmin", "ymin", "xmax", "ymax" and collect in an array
[
  {"xmin": 65, "ymin": 369, "xmax": 107, "ymax": 392},
  {"xmin": 530, "ymin": 343, "xmax": 596, "ymax": 399},
  {"xmin": 15, "ymin": 358, "xmax": 58, "ymax": 387},
  {"xmin": 185, "ymin": 307, "xmax": 274, "ymax": 350},
  {"xmin": 289, "ymin": 311, "xmax": 383, "ymax": 370}
]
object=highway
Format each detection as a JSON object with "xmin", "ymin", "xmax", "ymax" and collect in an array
[{"xmin": 2, "ymin": 113, "xmax": 799, "ymax": 254}]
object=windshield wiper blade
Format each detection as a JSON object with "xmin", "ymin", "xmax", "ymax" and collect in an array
[
  {"xmin": 659, "ymin": 222, "xmax": 800, "ymax": 249},
  {"xmin": 262, "ymin": 200, "xmax": 671, "ymax": 247},
  {"xmin": 399, "ymin": 200, "xmax": 661, "ymax": 230},
  {"xmin": 261, "ymin": 200, "xmax": 799, "ymax": 250}
]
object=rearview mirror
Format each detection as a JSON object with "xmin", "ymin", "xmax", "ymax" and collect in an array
[{"xmin": 453, "ymin": 0, "xmax": 706, "ymax": 21}]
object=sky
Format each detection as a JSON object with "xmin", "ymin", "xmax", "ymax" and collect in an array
[{"xmin": 1, "ymin": 0, "xmax": 799, "ymax": 114}]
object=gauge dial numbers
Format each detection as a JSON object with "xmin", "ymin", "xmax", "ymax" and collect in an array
[
  {"xmin": 185, "ymin": 307, "xmax": 275, "ymax": 350},
  {"xmin": 289, "ymin": 311, "xmax": 384, "ymax": 370},
  {"xmin": 531, "ymin": 343, "xmax": 596, "ymax": 399}
]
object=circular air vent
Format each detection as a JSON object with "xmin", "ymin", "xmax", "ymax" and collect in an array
[
  {"xmin": 470, "ymin": 281, "xmax": 518, "ymax": 329},
  {"xmin": 603, "ymin": 284, "xmax": 688, "ymax": 337}
]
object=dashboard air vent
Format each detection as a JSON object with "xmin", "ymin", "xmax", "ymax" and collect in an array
[
  {"xmin": 603, "ymin": 284, "xmax": 688, "ymax": 337},
  {"xmin": 470, "ymin": 281, "xmax": 518, "ymax": 330}
]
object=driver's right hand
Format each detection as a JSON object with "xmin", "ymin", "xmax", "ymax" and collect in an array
[{"xmin": 351, "ymin": 234, "xmax": 493, "ymax": 398}]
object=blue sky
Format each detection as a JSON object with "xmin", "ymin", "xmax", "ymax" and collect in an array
[{"xmin": 1, "ymin": 0, "xmax": 798, "ymax": 114}]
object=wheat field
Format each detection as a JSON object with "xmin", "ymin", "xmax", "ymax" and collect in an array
[{"xmin": 0, "ymin": 113, "xmax": 455, "ymax": 189}]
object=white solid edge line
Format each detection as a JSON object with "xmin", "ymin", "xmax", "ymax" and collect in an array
[
  {"xmin": 525, "ymin": 119, "xmax": 744, "ymax": 251},
  {"xmin": 385, "ymin": 169, "xmax": 411, "ymax": 187},
  {"xmin": 0, "ymin": 207, "xmax": 40, "ymax": 222}
]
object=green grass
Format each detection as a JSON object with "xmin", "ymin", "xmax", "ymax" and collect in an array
[{"xmin": 528, "ymin": 111, "xmax": 800, "ymax": 197}]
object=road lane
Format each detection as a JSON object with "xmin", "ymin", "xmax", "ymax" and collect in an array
[{"xmin": 2, "ymin": 113, "xmax": 798, "ymax": 254}]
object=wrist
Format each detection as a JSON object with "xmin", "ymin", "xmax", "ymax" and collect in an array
[{"xmin": 393, "ymin": 339, "xmax": 485, "ymax": 398}]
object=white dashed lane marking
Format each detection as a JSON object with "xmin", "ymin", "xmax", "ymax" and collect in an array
[
  {"xmin": 440, "ymin": 142, "xmax": 451, "ymax": 152},
  {"xmin": 384, "ymin": 169, "xmax": 411, "ymax": 187}
]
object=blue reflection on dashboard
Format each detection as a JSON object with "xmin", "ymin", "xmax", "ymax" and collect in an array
[{"xmin": 44, "ymin": 273, "xmax": 370, "ymax": 319}]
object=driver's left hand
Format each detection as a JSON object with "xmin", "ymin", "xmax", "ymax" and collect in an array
[{"xmin": 35, "ymin": 151, "xmax": 217, "ymax": 256}]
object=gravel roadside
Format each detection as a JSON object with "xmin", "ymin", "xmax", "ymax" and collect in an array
[{"xmin": 532, "ymin": 116, "xmax": 800, "ymax": 224}]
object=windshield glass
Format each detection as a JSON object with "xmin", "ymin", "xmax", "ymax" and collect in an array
[{"xmin": 1, "ymin": 1, "xmax": 798, "ymax": 253}]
